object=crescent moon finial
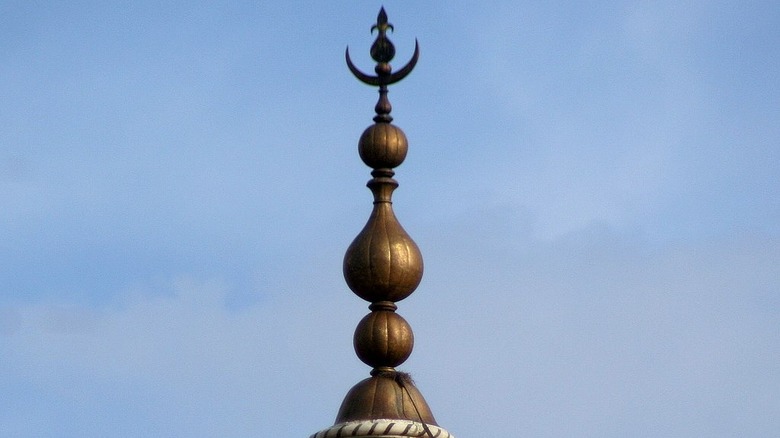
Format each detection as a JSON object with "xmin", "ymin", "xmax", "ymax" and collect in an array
[
  {"xmin": 346, "ymin": 8, "xmax": 419, "ymax": 123},
  {"xmin": 345, "ymin": 9, "xmax": 419, "ymax": 87}
]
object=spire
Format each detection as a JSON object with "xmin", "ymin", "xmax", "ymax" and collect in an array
[{"xmin": 309, "ymin": 8, "xmax": 455, "ymax": 438}]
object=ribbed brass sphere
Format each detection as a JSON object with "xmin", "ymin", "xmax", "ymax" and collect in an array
[
  {"xmin": 358, "ymin": 123, "xmax": 408, "ymax": 169},
  {"xmin": 354, "ymin": 310, "xmax": 414, "ymax": 368}
]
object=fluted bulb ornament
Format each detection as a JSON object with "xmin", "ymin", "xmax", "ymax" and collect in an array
[{"xmin": 343, "ymin": 174, "xmax": 423, "ymax": 303}]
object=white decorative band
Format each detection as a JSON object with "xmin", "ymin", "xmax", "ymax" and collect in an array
[{"xmin": 309, "ymin": 419, "xmax": 454, "ymax": 438}]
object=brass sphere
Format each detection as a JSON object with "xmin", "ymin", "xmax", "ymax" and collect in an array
[
  {"xmin": 358, "ymin": 123, "xmax": 408, "ymax": 169},
  {"xmin": 354, "ymin": 310, "xmax": 414, "ymax": 368}
]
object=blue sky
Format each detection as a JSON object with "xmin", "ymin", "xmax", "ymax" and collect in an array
[{"xmin": 1, "ymin": 1, "xmax": 778, "ymax": 437}]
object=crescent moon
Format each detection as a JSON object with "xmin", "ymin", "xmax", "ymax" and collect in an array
[
  {"xmin": 345, "ymin": 39, "xmax": 419, "ymax": 87},
  {"xmin": 345, "ymin": 46, "xmax": 381, "ymax": 86},
  {"xmin": 386, "ymin": 39, "xmax": 419, "ymax": 85}
]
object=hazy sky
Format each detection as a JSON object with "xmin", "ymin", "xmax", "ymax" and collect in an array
[{"xmin": 1, "ymin": 1, "xmax": 778, "ymax": 437}]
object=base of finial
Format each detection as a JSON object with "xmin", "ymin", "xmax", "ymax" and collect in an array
[
  {"xmin": 335, "ymin": 375, "xmax": 437, "ymax": 425},
  {"xmin": 309, "ymin": 419, "xmax": 455, "ymax": 438}
]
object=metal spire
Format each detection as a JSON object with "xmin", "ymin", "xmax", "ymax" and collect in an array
[{"xmin": 309, "ymin": 8, "xmax": 455, "ymax": 438}]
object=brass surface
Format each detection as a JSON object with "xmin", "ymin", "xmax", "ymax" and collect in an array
[
  {"xmin": 354, "ymin": 310, "xmax": 414, "ymax": 368},
  {"xmin": 343, "ymin": 193, "xmax": 424, "ymax": 303},
  {"xmin": 335, "ymin": 375, "xmax": 438, "ymax": 426},
  {"xmin": 358, "ymin": 123, "xmax": 409, "ymax": 169}
]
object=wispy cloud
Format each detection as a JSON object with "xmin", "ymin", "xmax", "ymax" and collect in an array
[{"xmin": 3, "ymin": 223, "xmax": 776, "ymax": 436}]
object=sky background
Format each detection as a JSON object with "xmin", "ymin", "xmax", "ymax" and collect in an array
[{"xmin": 1, "ymin": 1, "xmax": 778, "ymax": 437}]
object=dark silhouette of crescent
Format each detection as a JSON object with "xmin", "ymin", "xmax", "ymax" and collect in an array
[{"xmin": 346, "ymin": 39, "xmax": 419, "ymax": 87}]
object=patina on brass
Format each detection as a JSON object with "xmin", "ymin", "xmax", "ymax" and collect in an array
[
  {"xmin": 336, "ymin": 373, "xmax": 436, "ymax": 425},
  {"xmin": 334, "ymin": 7, "xmax": 441, "ymax": 428}
]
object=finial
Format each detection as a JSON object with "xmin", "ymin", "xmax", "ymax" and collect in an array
[
  {"xmin": 346, "ymin": 7, "xmax": 419, "ymax": 122},
  {"xmin": 309, "ymin": 9, "xmax": 456, "ymax": 438},
  {"xmin": 339, "ymin": 4, "xmax": 435, "ymax": 426}
]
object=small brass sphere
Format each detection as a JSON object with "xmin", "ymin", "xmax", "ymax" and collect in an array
[
  {"xmin": 374, "ymin": 63, "xmax": 392, "ymax": 75},
  {"xmin": 358, "ymin": 123, "xmax": 408, "ymax": 169},
  {"xmin": 354, "ymin": 310, "xmax": 414, "ymax": 368}
]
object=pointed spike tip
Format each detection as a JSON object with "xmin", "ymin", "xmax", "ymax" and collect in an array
[{"xmin": 372, "ymin": 7, "xmax": 393, "ymax": 34}]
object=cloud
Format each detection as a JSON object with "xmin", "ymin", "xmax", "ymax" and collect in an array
[
  {"xmin": 409, "ymin": 211, "xmax": 780, "ymax": 437},
  {"xmin": 0, "ymin": 276, "xmax": 361, "ymax": 437},
  {"xmin": 2, "ymin": 204, "xmax": 778, "ymax": 437}
]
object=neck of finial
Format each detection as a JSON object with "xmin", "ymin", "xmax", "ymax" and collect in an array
[{"xmin": 374, "ymin": 85, "xmax": 393, "ymax": 123}]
